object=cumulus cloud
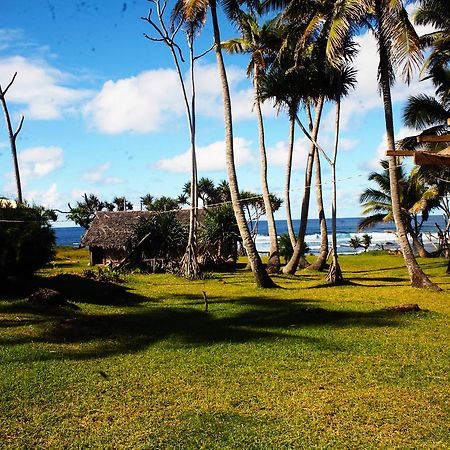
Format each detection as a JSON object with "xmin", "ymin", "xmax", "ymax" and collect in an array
[
  {"xmin": 83, "ymin": 162, "xmax": 123, "ymax": 185},
  {"xmin": 338, "ymin": 29, "xmax": 434, "ymax": 132},
  {"xmin": 83, "ymin": 69, "xmax": 184, "ymax": 133},
  {"xmin": 0, "ymin": 56, "xmax": 92, "ymax": 119},
  {"xmin": 155, "ymin": 137, "xmax": 255, "ymax": 172},
  {"xmin": 83, "ymin": 63, "xmax": 277, "ymax": 134},
  {"xmin": 19, "ymin": 146, "xmax": 63, "ymax": 181}
]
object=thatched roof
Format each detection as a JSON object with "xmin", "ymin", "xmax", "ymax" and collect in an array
[{"xmin": 81, "ymin": 209, "xmax": 199, "ymax": 249}]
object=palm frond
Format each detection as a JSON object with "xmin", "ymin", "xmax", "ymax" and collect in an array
[{"xmin": 357, "ymin": 213, "xmax": 388, "ymax": 231}]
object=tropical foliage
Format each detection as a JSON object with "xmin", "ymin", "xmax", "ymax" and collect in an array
[{"xmin": 0, "ymin": 204, "xmax": 56, "ymax": 278}]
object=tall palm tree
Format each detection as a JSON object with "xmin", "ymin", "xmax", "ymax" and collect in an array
[
  {"xmin": 323, "ymin": 0, "xmax": 440, "ymax": 289},
  {"xmin": 223, "ymin": 11, "xmax": 281, "ymax": 272},
  {"xmin": 174, "ymin": 0, "xmax": 276, "ymax": 287},
  {"xmin": 359, "ymin": 160, "xmax": 439, "ymax": 258},
  {"xmin": 259, "ymin": 58, "xmax": 304, "ymax": 250}
]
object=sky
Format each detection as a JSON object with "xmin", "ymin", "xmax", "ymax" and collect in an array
[{"xmin": 0, "ymin": 0, "xmax": 435, "ymax": 226}]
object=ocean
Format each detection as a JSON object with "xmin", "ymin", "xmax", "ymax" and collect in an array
[{"xmin": 54, "ymin": 215, "xmax": 446, "ymax": 255}]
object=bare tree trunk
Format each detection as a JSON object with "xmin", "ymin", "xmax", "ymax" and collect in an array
[
  {"xmin": 309, "ymin": 137, "xmax": 328, "ymax": 271},
  {"xmin": 0, "ymin": 73, "xmax": 23, "ymax": 203},
  {"xmin": 180, "ymin": 33, "xmax": 200, "ymax": 279},
  {"xmin": 378, "ymin": 25, "xmax": 440, "ymax": 290},
  {"xmin": 283, "ymin": 97, "xmax": 324, "ymax": 274},
  {"xmin": 210, "ymin": 1, "xmax": 275, "ymax": 288},
  {"xmin": 285, "ymin": 115, "xmax": 296, "ymax": 248},
  {"xmin": 327, "ymin": 99, "xmax": 344, "ymax": 285},
  {"xmin": 254, "ymin": 69, "xmax": 279, "ymax": 273}
]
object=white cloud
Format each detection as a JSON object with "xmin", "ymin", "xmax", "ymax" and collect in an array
[
  {"xmin": 366, "ymin": 126, "xmax": 418, "ymax": 169},
  {"xmin": 0, "ymin": 55, "xmax": 92, "ymax": 119},
  {"xmin": 83, "ymin": 69, "xmax": 184, "ymax": 134},
  {"xmin": 83, "ymin": 162, "xmax": 123, "ymax": 185},
  {"xmin": 266, "ymin": 137, "xmax": 310, "ymax": 170},
  {"xmin": 339, "ymin": 29, "xmax": 434, "ymax": 132},
  {"xmin": 155, "ymin": 137, "xmax": 255, "ymax": 172},
  {"xmin": 83, "ymin": 63, "xmax": 277, "ymax": 134},
  {"xmin": 27, "ymin": 183, "xmax": 60, "ymax": 208},
  {"xmin": 19, "ymin": 146, "xmax": 63, "ymax": 181}
]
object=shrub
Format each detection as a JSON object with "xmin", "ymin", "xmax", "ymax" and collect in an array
[{"xmin": 0, "ymin": 204, "xmax": 56, "ymax": 278}]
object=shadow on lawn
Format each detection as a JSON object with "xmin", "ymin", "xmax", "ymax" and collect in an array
[
  {"xmin": 0, "ymin": 294, "xmax": 413, "ymax": 363},
  {"xmin": 0, "ymin": 273, "xmax": 151, "ymax": 306}
]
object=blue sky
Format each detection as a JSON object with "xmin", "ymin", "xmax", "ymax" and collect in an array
[{"xmin": 0, "ymin": 1, "xmax": 434, "ymax": 226}]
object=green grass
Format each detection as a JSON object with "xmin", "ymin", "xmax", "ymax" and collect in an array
[{"xmin": 1, "ymin": 248, "xmax": 449, "ymax": 449}]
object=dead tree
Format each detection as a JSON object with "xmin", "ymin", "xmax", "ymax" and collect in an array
[
  {"xmin": 0, "ymin": 72, "xmax": 24, "ymax": 203},
  {"xmin": 143, "ymin": 1, "xmax": 213, "ymax": 280}
]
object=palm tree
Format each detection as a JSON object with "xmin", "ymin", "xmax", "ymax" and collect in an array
[
  {"xmin": 359, "ymin": 160, "xmax": 439, "ymax": 258},
  {"xmin": 259, "ymin": 57, "xmax": 303, "ymax": 250},
  {"xmin": 223, "ymin": 10, "xmax": 281, "ymax": 273},
  {"xmin": 174, "ymin": 0, "xmax": 276, "ymax": 288},
  {"xmin": 322, "ymin": 0, "xmax": 440, "ymax": 289}
]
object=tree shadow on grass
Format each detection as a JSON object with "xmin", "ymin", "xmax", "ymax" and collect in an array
[
  {"xmin": 0, "ymin": 274, "xmax": 152, "ymax": 306},
  {"xmin": 0, "ymin": 295, "xmax": 415, "ymax": 363}
]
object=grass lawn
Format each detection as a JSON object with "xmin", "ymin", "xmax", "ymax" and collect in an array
[{"xmin": 1, "ymin": 248, "xmax": 449, "ymax": 449}]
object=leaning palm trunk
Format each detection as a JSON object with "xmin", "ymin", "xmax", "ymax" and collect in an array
[
  {"xmin": 327, "ymin": 99, "xmax": 344, "ymax": 284},
  {"xmin": 283, "ymin": 97, "xmax": 324, "ymax": 274},
  {"xmin": 254, "ymin": 69, "xmax": 280, "ymax": 273},
  {"xmin": 285, "ymin": 115, "xmax": 297, "ymax": 248},
  {"xmin": 309, "ymin": 127, "xmax": 328, "ymax": 271},
  {"xmin": 378, "ymin": 33, "xmax": 440, "ymax": 290},
  {"xmin": 408, "ymin": 227, "xmax": 431, "ymax": 258},
  {"xmin": 210, "ymin": 1, "xmax": 275, "ymax": 288}
]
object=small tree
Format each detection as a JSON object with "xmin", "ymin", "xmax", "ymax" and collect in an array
[
  {"xmin": 348, "ymin": 236, "xmax": 362, "ymax": 251},
  {"xmin": 135, "ymin": 212, "xmax": 188, "ymax": 261},
  {"xmin": 0, "ymin": 204, "xmax": 56, "ymax": 278},
  {"xmin": 361, "ymin": 234, "xmax": 372, "ymax": 252},
  {"xmin": 67, "ymin": 194, "xmax": 114, "ymax": 229}
]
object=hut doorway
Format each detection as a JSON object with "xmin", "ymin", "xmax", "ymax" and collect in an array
[{"xmin": 90, "ymin": 247, "xmax": 104, "ymax": 266}]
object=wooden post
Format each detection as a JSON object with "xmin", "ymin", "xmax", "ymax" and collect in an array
[{"xmin": 202, "ymin": 291, "xmax": 208, "ymax": 312}]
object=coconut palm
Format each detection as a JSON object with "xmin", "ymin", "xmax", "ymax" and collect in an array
[
  {"xmin": 173, "ymin": 0, "xmax": 276, "ymax": 287},
  {"xmin": 359, "ymin": 160, "xmax": 439, "ymax": 258},
  {"xmin": 322, "ymin": 0, "xmax": 440, "ymax": 289},
  {"xmin": 223, "ymin": 10, "xmax": 281, "ymax": 273}
]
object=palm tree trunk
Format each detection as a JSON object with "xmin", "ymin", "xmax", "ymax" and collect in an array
[
  {"xmin": 309, "ymin": 129, "xmax": 328, "ymax": 271},
  {"xmin": 210, "ymin": 0, "xmax": 275, "ymax": 288},
  {"xmin": 378, "ymin": 28, "xmax": 440, "ymax": 290},
  {"xmin": 283, "ymin": 97, "xmax": 324, "ymax": 274},
  {"xmin": 285, "ymin": 115, "xmax": 296, "ymax": 248},
  {"xmin": 0, "ymin": 81, "xmax": 23, "ymax": 203},
  {"xmin": 327, "ymin": 99, "xmax": 344, "ymax": 284},
  {"xmin": 254, "ymin": 69, "xmax": 280, "ymax": 273}
]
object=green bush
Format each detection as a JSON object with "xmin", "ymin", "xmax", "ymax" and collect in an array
[{"xmin": 0, "ymin": 204, "xmax": 56, "ymax": 278}]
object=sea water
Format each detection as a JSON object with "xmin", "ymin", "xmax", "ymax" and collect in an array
[{"xmin": 53, "ymin": 215, "xmax": 446, "ymax": 255}]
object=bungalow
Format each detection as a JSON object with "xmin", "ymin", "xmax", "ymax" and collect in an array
[{"xmin": 82, "ymin": 209, "xmax": 197, "ymax": 266}]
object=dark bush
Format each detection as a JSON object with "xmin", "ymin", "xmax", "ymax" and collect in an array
[
  {"xmin": 135, "ymin": 212, "xmax": 188, "ymax": 261},
  {"xmin": 0, "ymin": 204, "xmax": 56, "ymax": 278}
]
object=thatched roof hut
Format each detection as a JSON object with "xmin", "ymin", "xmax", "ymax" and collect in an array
[{"xmin": 81, "ymin": 209, "xmax": 197, "ymax": 265}]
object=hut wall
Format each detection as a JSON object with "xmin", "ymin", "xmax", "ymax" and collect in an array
[{"xmin": 89, "ymin": 247, "xmax": 127, "ymax": 265}]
